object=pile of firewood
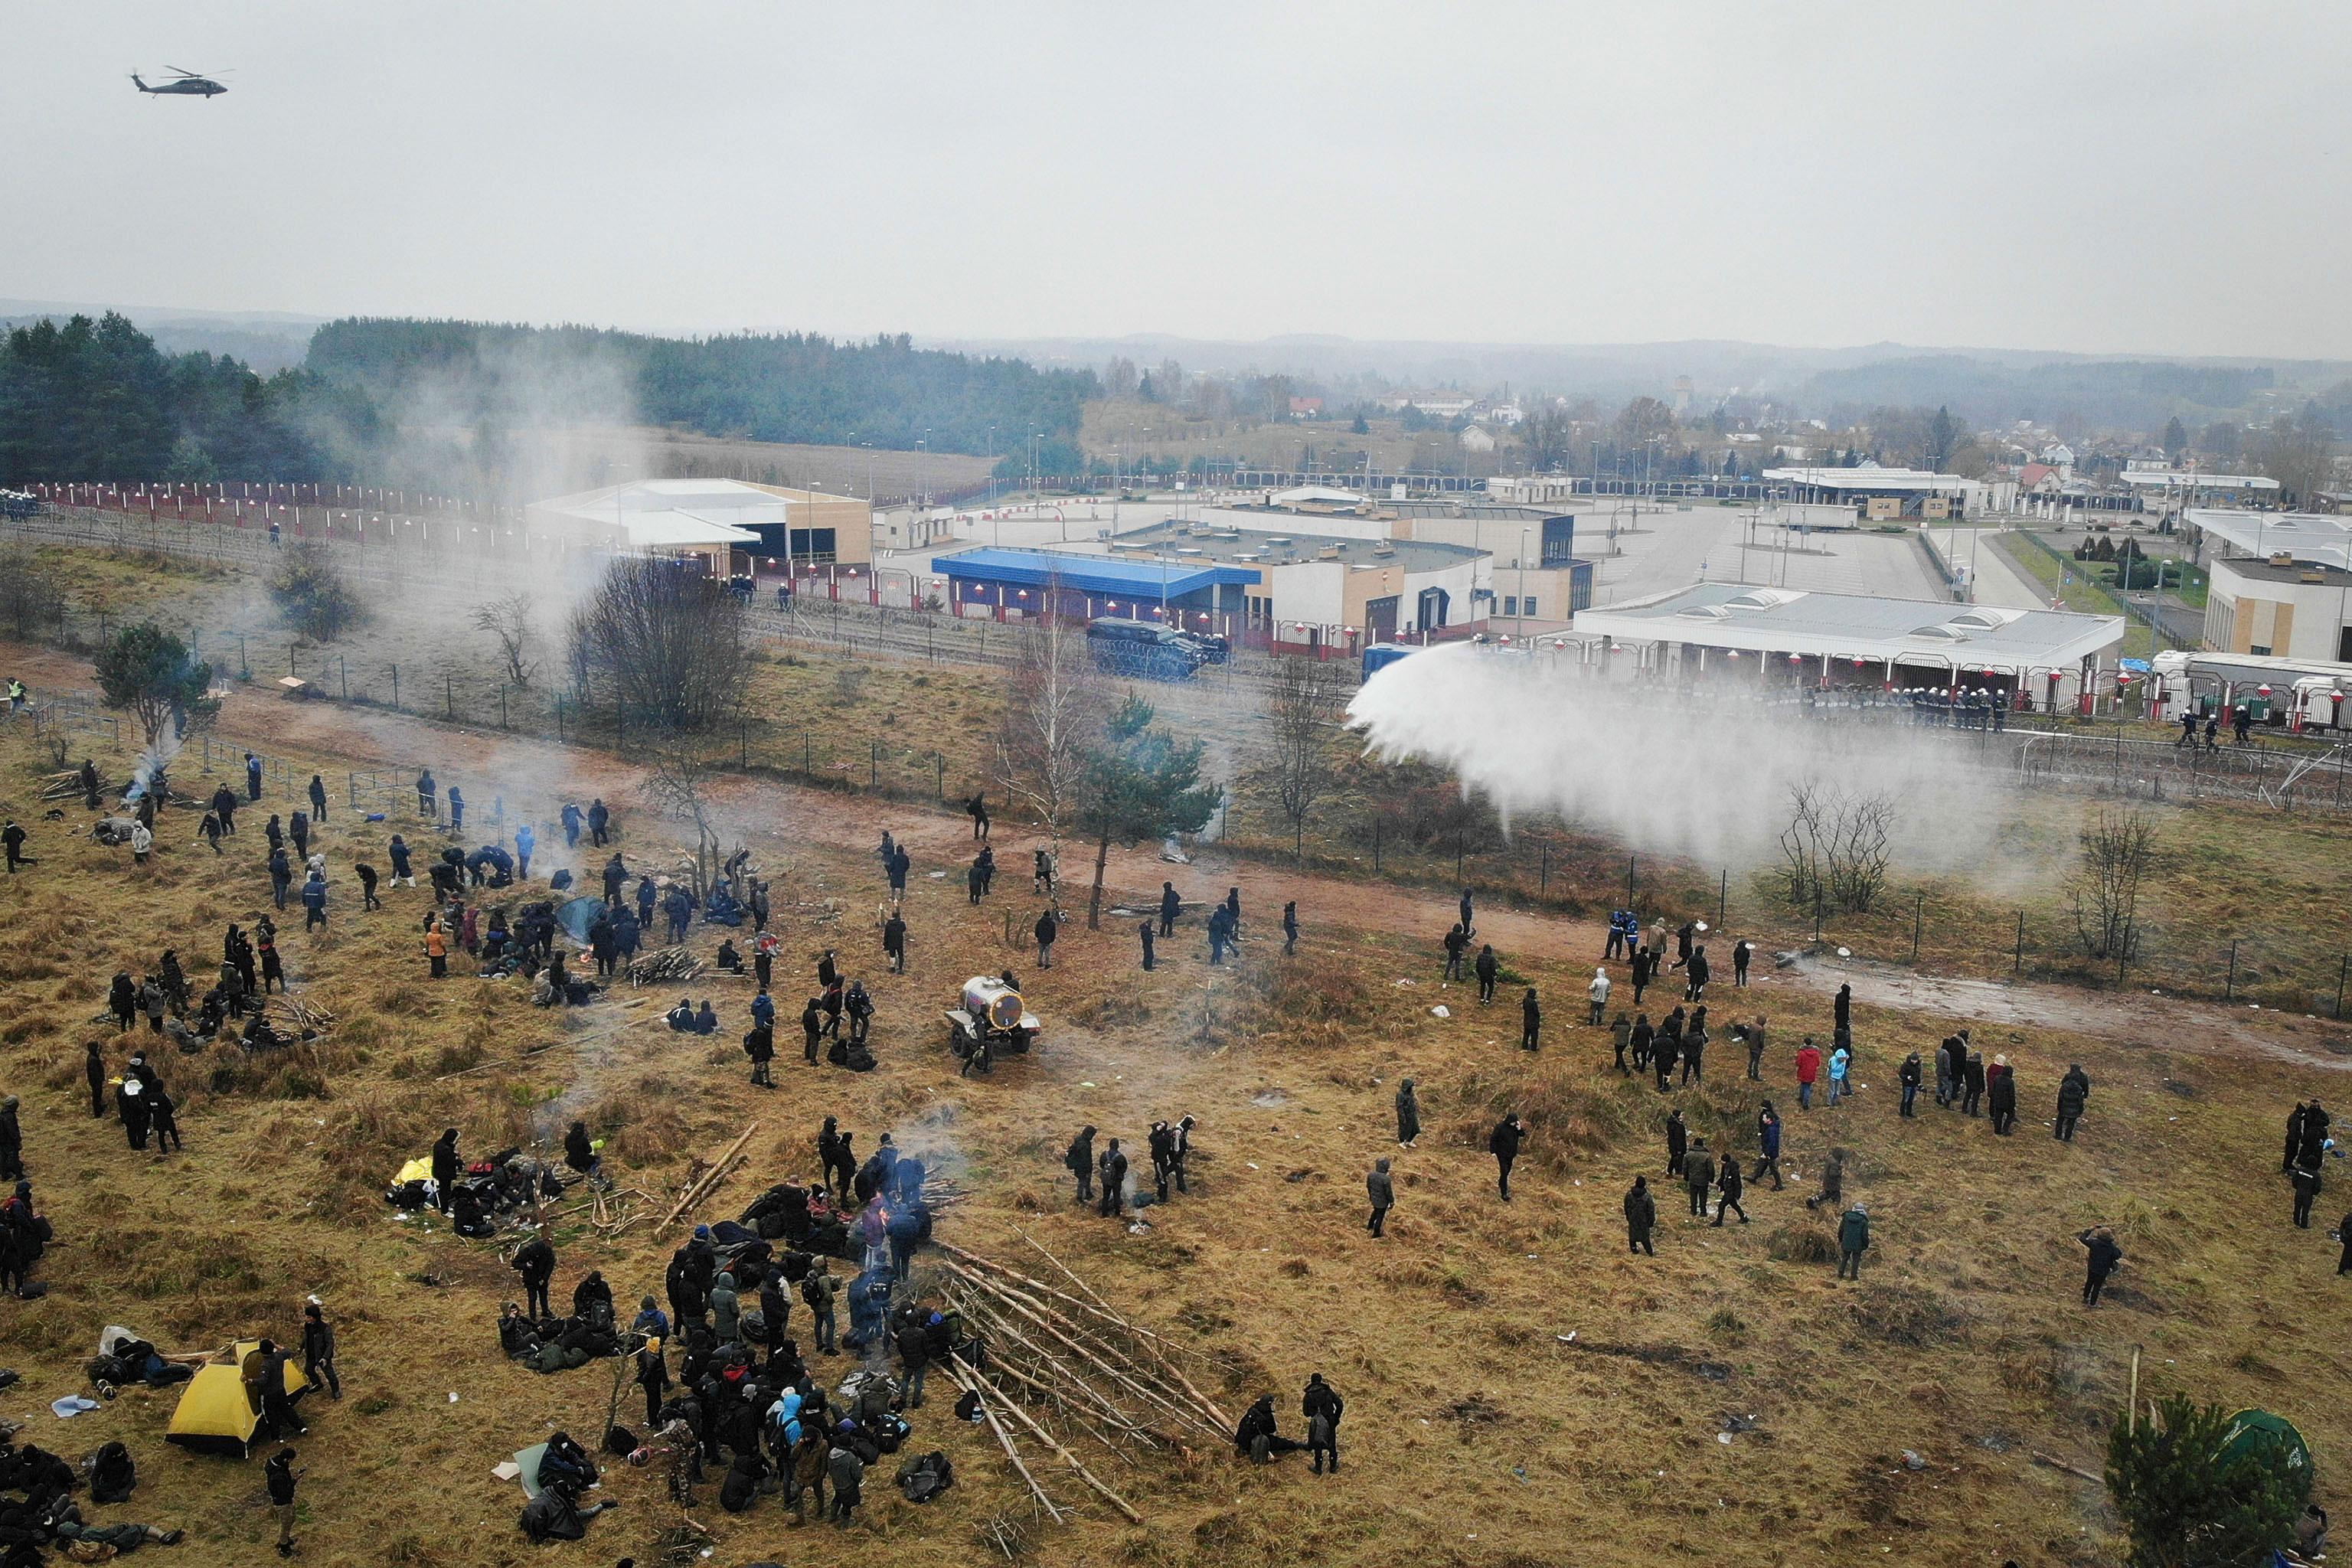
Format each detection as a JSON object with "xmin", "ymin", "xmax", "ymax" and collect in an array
[
  {"xmin": 268, "ymin": 997, "xmax": 336, "ymax": 1037},
  {"xmin": 624, "ymin": 948, "xmax": 704, "ymax": 988},
  {"xmin": 934, "ymin": 1235, "xmax": 1236, "ymax": 1525}
]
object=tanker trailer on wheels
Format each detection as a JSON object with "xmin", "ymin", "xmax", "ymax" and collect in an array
[{"xmin": 946, "ymin": 975, "xmax": 1040, "ymax": 1076}]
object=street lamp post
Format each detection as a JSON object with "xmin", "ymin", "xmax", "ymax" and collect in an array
[{"xmin": 1517, "ymin": 527, "xmax": 1530, "ymax": 648}]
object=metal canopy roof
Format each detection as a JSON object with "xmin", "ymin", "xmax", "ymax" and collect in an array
[
  {"xmin": 2188, "ymin": 508, "xmax": 2352, "ymax": 570},
  {"xmin": 1575, "ymin": 583, "xmax": 2123, "ymax": 669},
  {"xmin": 1762, "ymin": 466, "xmax": 1976, "ymax": 492},
  {"xmin": 936, "ymin": 547, "xmax": 1261, "ymax": 599}
]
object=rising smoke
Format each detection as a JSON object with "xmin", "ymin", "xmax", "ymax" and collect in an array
[{"xmin": 1345, "ymin": 643, "xmax": 2030, "ymax": 879}]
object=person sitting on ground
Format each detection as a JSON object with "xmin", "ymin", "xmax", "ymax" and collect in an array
[
  {"xmin": 666, "ymin": 996, "xmax": 696, "ymax": 1032},
  {"xmin": 1234, "ymin": 1393, "xmax": 1307, "ymax": 1462},
  {"xmin": 714, "ymin": 939, "xmax": 744, "ymax": 975},
  {"xmin": 694, "ymin": 1000, "xmax": 719, "ymax": 1036}
]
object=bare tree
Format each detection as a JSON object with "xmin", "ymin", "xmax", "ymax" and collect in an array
[
  {"xmin": 643, "ymin": 733, "xmax": 727, "ymax": 900},
  {"xmin": 1779, "ymin": 778, "xmax": 1896, "ymax": 914},
  {"xmin": 1822, "ymin": 789, "xmax": 1896, "ymax": 914},
  {"xmin": 1777, "ymin": 779, "xmax": 1825, "ymax": 907},
  {"xmin": 994, "ymin": 604, "xmax": 1109, "ymax": 849},
  {"xmin": 567, "ymin": 559, "xmax": 750, "ymax": 730},
  {"xmin": 1253, "ymin": 655, "xmax": 1351, "ymax": 862},
  {"xmin": 472, "ymin": 593, "xmax": 539, "ymax": 687},
  {"xmin": 2071, "ymin": 808, "xmax": 2155, "ymax": 960}
]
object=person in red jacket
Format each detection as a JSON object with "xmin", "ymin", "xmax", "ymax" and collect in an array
[{"xmin": 1795, "ymin": 1037, "xmax": 1823, "ymax": 1110}]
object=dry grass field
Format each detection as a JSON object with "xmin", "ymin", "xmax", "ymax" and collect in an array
[{"xmin": 0, "ymin": 546, "xmax": 2346, "ymax": 1566}]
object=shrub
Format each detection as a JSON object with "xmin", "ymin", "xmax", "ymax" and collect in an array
[{"xmin": 269, "ymin": 544, "xmax": 368, "ymax": 641}]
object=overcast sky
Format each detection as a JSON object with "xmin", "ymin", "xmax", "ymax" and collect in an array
[{"xmin": 8, "ymin": 2, "xmax": 2350, "ymax": 358}]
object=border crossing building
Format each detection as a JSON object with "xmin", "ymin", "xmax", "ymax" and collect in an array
[{"xmin": 1570, "ymin": 583, "xmax": 2125, "ymax": 707}]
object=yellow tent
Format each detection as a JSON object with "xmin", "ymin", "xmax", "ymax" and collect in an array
[{"xmin": 165, "ymin": 1341, "xmax": 309, "ymax": 1457}]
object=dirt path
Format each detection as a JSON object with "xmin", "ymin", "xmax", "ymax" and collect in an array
[{"xmin": 21, "ymin": 639, "xmax": 2349, "ymax": 1073}]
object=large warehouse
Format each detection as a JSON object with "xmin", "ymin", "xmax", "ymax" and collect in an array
[
  {"xmin": 936, "ymin": 521, "xmax": 1498, "ymax": 655},
  {"xmin": 525, "ymin": 479, "xmax": 872, "ymax": 576},
  {"xmin": 1572, "ymin": 583, "xmax": 2125, "ymax": 704}
]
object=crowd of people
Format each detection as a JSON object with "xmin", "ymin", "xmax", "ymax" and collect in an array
[{"xmin": 11, "ymin": 717, "xmax": 2345, "ymax": 1559}]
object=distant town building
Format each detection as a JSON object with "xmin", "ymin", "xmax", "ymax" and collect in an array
[
  {"xmin": 526, "ymin": 477, "xmax": 872, "ymax": 577},
  {"xmin": 1288, "ymin": 396, "xmax": 1324, "ymax": 417},
  {"xmin": 1458, "ymin": 426, "xmax": 1498, "ymax": 453}
]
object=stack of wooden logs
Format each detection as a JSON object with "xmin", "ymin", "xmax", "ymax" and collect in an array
[
  {"xmin": 933, "ymin": 1234, "xmax": 1236, "ymax": 1525},
  {"xmin": 624, "ymin": 948, "xmax": 704, "ymax": 988},
  {"xmin": 267, "ymin": 996, "xmax": 336, "ymax": 1037}
]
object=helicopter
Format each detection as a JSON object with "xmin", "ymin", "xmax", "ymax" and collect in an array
[{"xmin": 131, "ymin": 69, "xmax": 229, "ymax": 98}]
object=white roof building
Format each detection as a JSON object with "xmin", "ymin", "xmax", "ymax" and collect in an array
[
  {"xmin": 2187, "ymin": 508, "xmax": 2352, "ymax": 571},
  {"xmin": 1575, "ymin": 583, "xmax": 2123, "ymax": 683},
  {"xmin": 525, "ymin": 478, "xmax": 873, "ymax": 567},
  {"xmin": 2121, "ymin": 470, "xmax": 2280, "ymax": 494}
]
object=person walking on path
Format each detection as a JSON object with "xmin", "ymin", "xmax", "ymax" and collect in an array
[
  {"xmin": 1805, "ymin": 1149, "xmax": 1845, "ymax": 1214},
  {"xmin": 2080, "ymin": 1227, "xmax": 2122, "ymax": 1305},
  {"xmin": 1624, "ymin": 1175, "xmax": 1656, "ymax": 1256},
  {"xmin": 1034, "ymin": 907, "xmax": 1058, "ymax": 969},
  {"xmin": 1751, "ymin": 1102, "xmax": 1784, "ymax": 1190},
  {"xmin": 1611, "ymin": 1013, "xmax": 1633, "ymax": 1074},
  {"xmin": 966, "ymin": 793, "xmax": 990, "ymax": 841},
  {"xmin": 1683, "ymin": 1138, "xmax": 1715, "ymax": 1218},
  {"xmin": 266, "ymin": 1447, "xmax": 302, "ymax": 1557},
  {"xmin": 1825, "ymin": 1043, "xmax": 1850, "ymax": 1108},
  {"xmin": 300, "ymin": 1301, "xmax": 340, "ymax": 1400},
  {"xmin": 1138, "ymin": 921, "xmax": 1155, "ymax": 971},
  {"xmin": 1283, "ymin": 901, "xmax": 1298, "ymax": 956},
  {"xmin": 1733, "ymin": 939, "xmax": 1752, "ymax": 988},
  {"xmin": 1962, "ymin": 1050, "xmax": 1988, "ymax": 1117},
  {"xmin": 1442, "ymin": 923, "xmax": 1468, "ymax": 982},
  {"xmin": 1097, "ymin": 1138, "xmax": 1129, "ymax": 1219},
  {"xmin": 2055, "ymin": 1064, "xmax": 2091, "ymax": 1142},
  {"xmin": 1394, "ymin": 1080, "xmax": 1420, "ymax": 1148},
  {"xmin": 1713, "ymin": 1155, "xmax": 1747, "ymax": 1226},
  {"xmin": 1745, "ymin": 1014, "xmax": 1768, "ymax": 1081},
  {"xmin": 1586, "ymin": 969, "xmax": 1609, "ymax": 1027},
  {"xmin": 2293, "ymin": 1161, "xmax": 2323, "ymax": 1230},
  {"xmin": 1664, "ymin": 1108, "xmax": 1687, "ymax": 1179},
  {"xmin": 1988, "ymin": 1055, "xmax": 2018, "ymax": 1135},
  {"xmin": 1489, "ymin": 1112, "xmax": 1525, "ymax": 1202},
  {"xmin": 1365, "ymin": 1158, "xmax": 1394, "ymax": 1237},
  {"xmin": 1899, "ymin": 1051, "xmax": 1922, "ymax": 1116},
  {"xmin": 1521, "ymin": 987, "xmax": 1542, "ymax": 1050},
  {"xmin": 1065, "ymin": 1126, "xmax": 1096, "ymax": 1204},
  {"xmin": 1475, "ymin": 945, "xmax": 1499, "ymax": 1004},
  {"xmin": 1795, "ymin": 1037, "xmax": 1821, "ymax": 1110},
  {"xmin": 1837, "ymin": 1202, "xmax": 1870, "ymax": 1280}
]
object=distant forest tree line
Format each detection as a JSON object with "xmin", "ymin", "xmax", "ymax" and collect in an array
[
  {"xmin": 0, "ymin": 312, "xmax": 1095, "ymax": 488},
  {"xmin": 302, "ymin": 318, "xmax": 1094, "ymax": 459}
]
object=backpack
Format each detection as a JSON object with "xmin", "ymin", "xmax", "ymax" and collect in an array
[
  {"xmin": 897, "ymin": 1449, "xmax": 954, "ymax": 1503},
  {"xmin": 871, "ymin": 1410, "xmax": 911, "ymax": 1454}
]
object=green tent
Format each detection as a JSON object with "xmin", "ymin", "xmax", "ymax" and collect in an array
[{"xmin": 2216, "ymin": 1409, "xmax": 2313, "ymax": 1481}]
